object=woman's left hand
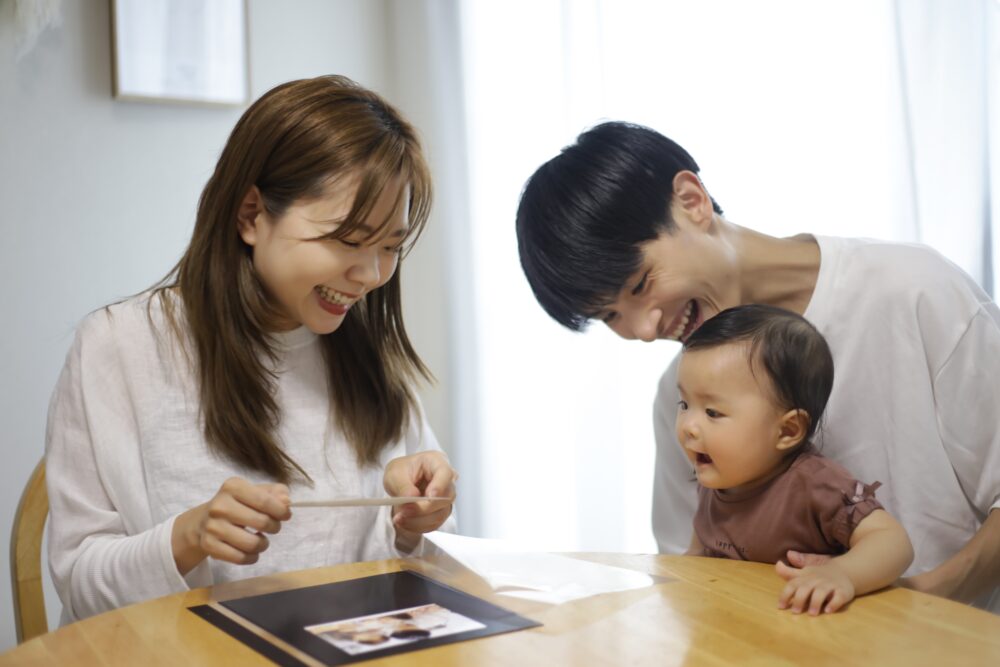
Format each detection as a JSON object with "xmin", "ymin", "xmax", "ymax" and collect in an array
[{"xmin": 384, "ymin": 451, "xmax": 457, "ymax": 550}]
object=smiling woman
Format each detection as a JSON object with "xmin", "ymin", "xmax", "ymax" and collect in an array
[
  {"xmin": 43, "ymin": 75, "xmax": 457, "ymax": 625},
  {"xmin": 236, "ymin": 177, "xmax": 410, "ymax": 335}
]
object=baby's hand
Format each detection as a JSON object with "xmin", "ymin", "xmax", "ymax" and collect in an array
[{"xmin": 775, "ymin": 560, "xmax": 855, "ymax": 615}]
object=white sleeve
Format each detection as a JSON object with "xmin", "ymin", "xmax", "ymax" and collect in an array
[
  {"xmin": 932, "ymin": 306, "xmax": 1000, "ymax": 515},
  {"xmin": 365, "ymin": 396, "xmax": 457, "ymax": 561},
  {"xmin": 408, "ymin": 397, "xmax": 458, "ymax": 535},
  {"xmin": 45, "ymin": 316, "xmax": 199, "ymax": 622},
  {"xmin": 651, "ymin": 358, "xmax": 699, "ymax": 554}
]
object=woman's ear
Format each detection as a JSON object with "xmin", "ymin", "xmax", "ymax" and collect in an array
[
  {"xmin": 237, "ymin": 185, "xmax": 265, "ymax": 246},
  {"xmin": 671, "ymin": 170, "xmax": 714, "ymax": 229},
  {"xmin": 776, "ymin": 409, "xmax": 810, "ymax": 451}
]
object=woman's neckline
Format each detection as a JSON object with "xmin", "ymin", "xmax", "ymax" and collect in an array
[{"xmin": 270, "ymin": 325, "xmax": 318, "ymax": 349}]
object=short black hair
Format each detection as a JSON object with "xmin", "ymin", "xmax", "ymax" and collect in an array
[
  {"xmin": 682, "ymin": 304, "xmax": 834, "ymax": 445},
  {"xmin": 515, "ymin": 121, "xmax": 722, "ymax": 331}
]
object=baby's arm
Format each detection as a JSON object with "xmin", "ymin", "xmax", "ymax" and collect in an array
[{"xmin": 776, "ymin": 509, "xmax": 914, "ymax": 614}]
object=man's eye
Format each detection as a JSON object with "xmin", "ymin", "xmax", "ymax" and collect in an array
[
  {"xmin": 705, "ymin": 408, "xmax": 722, "ymax": 418},
  {"xmin": 631, "ymin": 272, "xmax": 649, "ymax": 296}
]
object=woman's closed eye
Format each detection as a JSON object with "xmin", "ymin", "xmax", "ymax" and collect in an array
[{"xmin": 337, "ymin": 237, "xmax": 403, "ymax": 254}]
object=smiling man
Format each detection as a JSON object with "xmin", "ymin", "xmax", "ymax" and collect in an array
[{"xmin": 515, "ymin": 121, "xmax": 1000, "ymax": 612}]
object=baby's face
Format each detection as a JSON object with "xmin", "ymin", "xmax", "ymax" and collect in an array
[{"xmin": 675, "ymin": 342, "xmax": 793, "ymax": 494}]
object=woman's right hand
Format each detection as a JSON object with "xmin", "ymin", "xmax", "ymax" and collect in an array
[{"xmin": 171, "ymin": 477, "xmax": 291, "ymax": 576}]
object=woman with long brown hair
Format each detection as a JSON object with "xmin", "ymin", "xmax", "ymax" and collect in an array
[{"xmin": 45, "ymin": 75, "xmax": 457, "ymax": 623}]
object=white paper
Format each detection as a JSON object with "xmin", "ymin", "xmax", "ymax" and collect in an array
[{"xmin": 423, "ymin": 532, "xmax": 656, "ymax": 604}]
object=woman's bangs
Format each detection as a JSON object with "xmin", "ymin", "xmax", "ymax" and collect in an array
[
  {"xmin": 349, "ymin": 141, "xmax": 430, "ymax": 253},
  {"xmin": 400, "ymin": 151, "xmax": 432, "ymax": 255}
]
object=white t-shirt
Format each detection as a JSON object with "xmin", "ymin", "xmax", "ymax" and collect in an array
[
  {"xmin": 45, "ymin": 293, "xmax": 454, "ymax": 623},
  {"xmin": 653, "ymin": 236, "xmax": 1000, "ymax": 610}
]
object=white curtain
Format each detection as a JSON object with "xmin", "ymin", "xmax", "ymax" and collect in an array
[
  {"xmin": 893, "ymin": 0, "xmax": 999, "ymax": 297},
  {"xmin": 993, "ymin": 0, "xmax": 1000, "ymax": 298},
  {"xmin": 451, "ymin": 0, "xmax": 999, "ymax": 552},
  {"xmin": 381, "ymin": 0, "xmax": 1000, "ymax": 548}
]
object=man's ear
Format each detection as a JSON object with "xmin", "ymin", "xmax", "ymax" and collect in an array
[
  {"xmin": 671, "ymin": 170, "xmax": 714, "ymax": 230},
  {"xmin": 237, "ymin": 185, "xmax": 265, "ymax": 246},
  {"xmin": 776, "ymin": 409, "xmax": 809, "ymax": 451}
]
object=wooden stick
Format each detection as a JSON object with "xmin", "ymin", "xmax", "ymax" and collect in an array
[{"xmin": 290, "ymin": 496, "xmax": 450, "ymax": 508}]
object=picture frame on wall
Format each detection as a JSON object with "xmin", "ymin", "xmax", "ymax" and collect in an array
[{"xmin": 110, "ymin": 0, "xmax": 250, "ymax": 106}]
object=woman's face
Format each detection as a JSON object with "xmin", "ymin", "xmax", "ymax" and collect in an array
[
  {"xmin": 239, "ymin": 176, "xmax": 409, "ymax": 334},
  {"xmin": 597, "ymin": 206, "xmax": 741, "ymax": 343}
]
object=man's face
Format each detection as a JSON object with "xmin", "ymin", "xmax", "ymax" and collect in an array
[{"xmin": 596, "ymin": 208, "xmax": 741, "ymax": 343}]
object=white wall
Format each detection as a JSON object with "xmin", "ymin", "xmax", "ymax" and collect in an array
[{"xmin": 0, "ymin": 0, "xmax": 455, "ymax": 651}]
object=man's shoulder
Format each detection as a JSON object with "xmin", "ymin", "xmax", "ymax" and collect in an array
[
  {"xmin": 815, "ymin": 236, "xmax": 986, "ymax": 330},
  {"xmin": 823, "ymin": 236, "xmax": 970, "ymax": 288}
]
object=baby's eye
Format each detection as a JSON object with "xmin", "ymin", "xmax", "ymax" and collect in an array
[
  {"xmin": 677, "ymin": 400, "xmax": 688, "ymax": 411},
  {"xmin": 705, "ymin": 408, "xmax": 722, "ymax": 418}
]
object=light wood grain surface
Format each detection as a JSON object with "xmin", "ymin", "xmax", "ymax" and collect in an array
[{"xmin": 3, "ymin": 553, "xmax": 999, "ymax": 666}]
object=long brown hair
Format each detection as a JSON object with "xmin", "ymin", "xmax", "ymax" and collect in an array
[{"xmin": 154, "ymin": 75, "xmax": 432, "ymax": 483}]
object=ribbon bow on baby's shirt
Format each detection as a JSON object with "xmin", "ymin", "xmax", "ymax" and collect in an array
[
  {"xmin": 840, "ymin": 480, "xmax": 883, "ymax": 533},
  {"xmin": 845, "ymin": 480, "xmax": 881, "ymax": 505}
]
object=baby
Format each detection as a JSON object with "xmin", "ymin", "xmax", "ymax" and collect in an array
[{"xmin": 677, "ymin": 304, "xmax": 914, "ymax": 614}]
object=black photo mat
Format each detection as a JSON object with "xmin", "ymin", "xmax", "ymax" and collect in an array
[{"xmin": 189, "ymin": 570, "xmax": 540, "ymax": 665}]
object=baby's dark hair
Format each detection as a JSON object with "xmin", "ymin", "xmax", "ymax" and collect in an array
[{"xmin": 682, "ymin": 304, "xmax": 834, "ymax": 445}]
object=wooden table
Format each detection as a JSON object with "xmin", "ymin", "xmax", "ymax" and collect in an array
[{"xmin": 4, "ymin": 553, "xmax": 1000, "ymax": 666}]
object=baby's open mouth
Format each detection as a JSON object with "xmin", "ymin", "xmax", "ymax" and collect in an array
[{"xmin": 696, "ymin": 453, "xmax": 713, "ymax": 465}]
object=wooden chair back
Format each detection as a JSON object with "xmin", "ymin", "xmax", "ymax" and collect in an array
[{"xmin": 10, "ymin": 458, "xmax": 49, "ymax": 643}]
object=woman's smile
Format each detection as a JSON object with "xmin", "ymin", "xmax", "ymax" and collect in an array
[{"xmin": 315, "ymin": 286, "xmax": 357, "ymax": 316}]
